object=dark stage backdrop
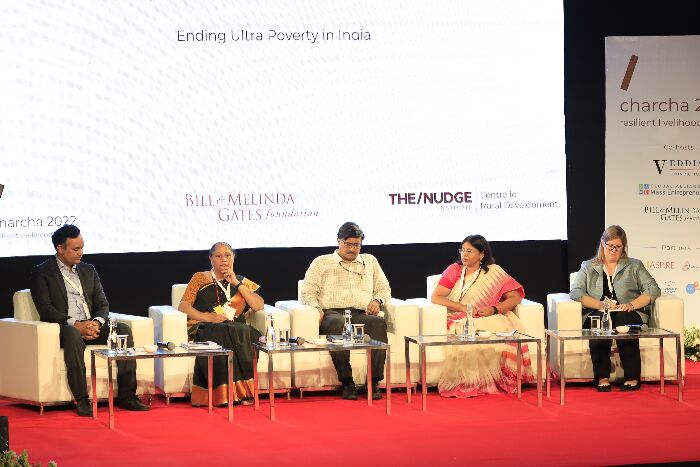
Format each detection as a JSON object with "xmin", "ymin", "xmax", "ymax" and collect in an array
[
  {"xmin": 0, "ymin": 241, "xmax": 567, "ymax": 319},
  {"xmin": 1, "ymin": 1, "xmax": 697, "ymax": 320}
]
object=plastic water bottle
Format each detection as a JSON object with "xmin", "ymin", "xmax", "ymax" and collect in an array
[
  {"xmin": 467, "ymin": 304, "xmax": 475, "ymax": 338},
  {"xmin": 107, "ymin": 318, "xmax": 118, "ymax": 353},
  {"xmin": 342, "ymin": 309, "xmax": 353, "ymax": 345},
  {"xmin": 602, "ymin": 301, "xmax": 612, "ymax": 334},
  {"xmin": 265, "ymin": 313, "xmax": 276, "ymax": 349}
]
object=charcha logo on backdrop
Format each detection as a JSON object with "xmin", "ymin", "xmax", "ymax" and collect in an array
[{"xmin": 620, "ymin": 54, "xmax": 639, "ymax": 91}]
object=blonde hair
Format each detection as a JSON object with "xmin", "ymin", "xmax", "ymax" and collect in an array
[{"xmin": 592, "ymin": 225, "xmax": 628, "ymax": 264}]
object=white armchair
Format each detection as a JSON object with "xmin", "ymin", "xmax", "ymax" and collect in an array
[
  {"xmin": 274, "ymin": 280, "xmax": 419, "ymax": 392},
  {"xmin": 0, "ymin": 290, "xmax": 155, "ymax": 414},
  {"xmin": 546, "ymin": 273, "xmax": 685, "ymax": 382},
  {"xmin": 404, "ymin": 275, "xmax": 546, "ymax": 385},
  {"xmin": 148, "ymin": 285, "xmax": 291, "ymax": 403}
]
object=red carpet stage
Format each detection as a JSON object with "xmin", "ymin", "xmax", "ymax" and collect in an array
[{"xmin": 3, "ymin": 363, "xmax": 700, "ymax": 466}]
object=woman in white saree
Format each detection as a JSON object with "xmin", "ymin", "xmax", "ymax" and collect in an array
[{"xmin": 431, "ymin": 235, "xmax": 534, "ymax": 398}]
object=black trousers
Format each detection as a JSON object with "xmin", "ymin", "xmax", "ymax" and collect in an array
[
  {"xmin": 583, "ymin": 309, "xmax": 644, "ymax": 382},
  {"xmin": 320, "ymin": 308, "xmax": 388, "ymax": 383},
  {"xmin": 58, "ymin": 321, "xmax": 137, "ymax": 402}
]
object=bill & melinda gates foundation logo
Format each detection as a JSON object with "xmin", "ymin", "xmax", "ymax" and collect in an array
[
  {"xmin": 653, "ymin": 159, "xmax": 700, "ymax": 176},
  {"xmin": 184, "ymin": 192, "xmax": 318, "ymax": 221}
]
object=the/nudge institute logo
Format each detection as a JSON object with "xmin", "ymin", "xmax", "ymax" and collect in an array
[
  {"xmin": 388, "ymin": 191, "xmax": 472, "ymax": 205},
  {"xmin": 639, "ymin": 183, "xmax": 650, "ymax": 195}
]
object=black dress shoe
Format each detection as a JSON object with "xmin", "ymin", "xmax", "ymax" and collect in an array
[
  {"xmin": 596, "ymin": 383, "xmax": 612, "ymax": 393},
  {"xmin": 371, "ymin": 382, "xmax": 382, "ymax": 400},
  {"xmin": 76, "ymin": 398, "xmax": 92, "ymax": 417},
  {"xmin": 118, "ymin": 396, "xmax": 150, "ymax": 411},
  {"xmin": 341, "ymin": 383, "xmax": 358, "ymax": 400},
  {"xmin": 620, "ymin": 381, "xmax": 641, "ymax": 392}
]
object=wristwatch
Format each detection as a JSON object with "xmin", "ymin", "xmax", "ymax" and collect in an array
[{"xmin": 374, "ymin": 297, "xmax": 384, "ymax": 307}]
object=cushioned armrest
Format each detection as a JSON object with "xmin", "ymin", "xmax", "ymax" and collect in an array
[
  {"xmin": 109, "ymin": 313, "xmax": 154, "ymax": 347},
  {"xmin": 547, "ymin": 294, "xmax": 583, "ymax": 330},
  {"xmin": 149, "ymin": 305, "xmax": 188, "ymax": 345},
  {"xmin": 513, "ymin": 299, "xmax": 545, "ymax": 341},
  {"xmin": 275, "ymin": 300, "xmax": 321, "ymax": 340},
  {"xmin": 0, "ymin": 319, "xmax": 61, "ymax": 401},
  {"xmin": 404, "ymin": 298, "xmax": 447, "ymax": 335},
  {"xmin": 252, "ymin": 305, "xmax": 291, "ymax": 335},
  {"xmin": 383, "ymin": 300, "xmax": 419, "ymax": 337},
  {"xmin": 650, "ymin": 295, "xmax": 684, "ymax": 332}
]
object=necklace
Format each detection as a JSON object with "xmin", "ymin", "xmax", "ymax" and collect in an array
[{"xmin": 604, "ymin": 263, "xmax": 617, "ymax": 296}]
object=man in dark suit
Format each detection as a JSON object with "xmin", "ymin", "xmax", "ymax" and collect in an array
[{"xmin": 30, "ymin": 224, "xmax": 149, "ymax": 416}]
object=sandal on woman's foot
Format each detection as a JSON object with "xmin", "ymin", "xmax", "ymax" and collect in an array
[
  {"xmin": 620, "ymin": 381, "xmax": 640, "ymax": 392},
  {"xmin": 596, "ymin": 382, "xmax": 612, "ymax": 392}
]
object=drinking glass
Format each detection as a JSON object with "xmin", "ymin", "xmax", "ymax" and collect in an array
[
  {"xmin": 352, "ymin": 324, "xmax": 365, "ymax": 343},
  {"xmin": 589, "ymin": 316, "xmax": 601, "ymax": 335},
  {"xmin": 454, "ymin": 319, "xmax": 465, "ymax": 337},
  {"xmin": 116, "ymin": 335, "xmax": 129, "ymax": 354},
  {"xmin": 278, "ymin": 327, "xmax": 290, "ymax": 346}
]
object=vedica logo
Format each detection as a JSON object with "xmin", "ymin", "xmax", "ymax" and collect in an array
[
  {"xmin": 653, "ymin": 159, "xmax": 700, "ymax": 175},
  {"xmin": 654, "ymin": 160, "xmax": 665, "ymax": 174}
]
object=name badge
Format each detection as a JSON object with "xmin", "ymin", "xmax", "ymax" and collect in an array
[{"xmin": 222, "ymin": 304, "xmax": 236, "ymax": 320}]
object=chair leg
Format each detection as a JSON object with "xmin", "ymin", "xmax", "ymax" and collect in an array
[{"xmin": 40, "ymin": 403, "xmax": 45, "ymax": 416}]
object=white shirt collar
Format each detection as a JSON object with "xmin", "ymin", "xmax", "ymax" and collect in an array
[{"xmin": 56, "ymin": 255, "xmax": 77, "ymax": 274}]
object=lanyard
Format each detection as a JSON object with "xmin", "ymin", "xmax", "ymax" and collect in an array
[
  {"xmin": 61, "ymin": 270, "xmax": 92, "ymax": 320},
  {"xmin": 605, "ymin": 264, "xmax": 617, "ymax": 296},
  {"xmin": 211, "ymin": 270, "xmax": 232, "ymax": 302},
  {"xmin": 459, "ymin": 267, "xmax": 481, "ymax": 303}
]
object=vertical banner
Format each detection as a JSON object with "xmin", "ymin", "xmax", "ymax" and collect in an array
[{"xmin": 606, "ymin": 36, "xmax": 700, "ymax": 326}]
